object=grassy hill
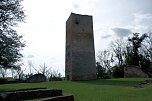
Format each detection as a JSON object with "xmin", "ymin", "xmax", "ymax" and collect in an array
[{"xmin": 0, "ymin": 78, "xmax": 152, "ymax": 101}]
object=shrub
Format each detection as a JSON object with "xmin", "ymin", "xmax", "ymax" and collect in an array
[
  {"xmin": 0, "ymin": 78, "xmax": 8, "ymax": 84},
  {"xmin": 112, "ymin": 66, "xmax": 124, "ymax": 78},
  {"xmin": 49, "ymin": 77, "xmax": 62, "ymax": 81}
]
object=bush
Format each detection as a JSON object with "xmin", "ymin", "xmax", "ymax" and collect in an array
[
  {"xmin": 96, "ymin": 62, "xmax": 107, "ymax": 79},
  {"xmin": 103, "ymin": 74, "xmax": 111, "ymax": 79},
  {"xmin": 0, "ymin": 78, "xmax": 8, "ymax": 84},
  {"xmin": 112, "ymin": 66, "xmax": 124, "ymax": 78},
  {"xmin": 49, "ymin": 77, "xmax": 62, "ymax": 81}
]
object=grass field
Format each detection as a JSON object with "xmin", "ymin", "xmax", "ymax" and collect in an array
[{"xmin": 0, "ymin": 78, "xmax": 152, "ymax": 101}]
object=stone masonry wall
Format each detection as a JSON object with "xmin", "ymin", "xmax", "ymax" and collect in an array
[{"xmin": 65, "ymin": 13, "xmax": 97, "ymax": 80}]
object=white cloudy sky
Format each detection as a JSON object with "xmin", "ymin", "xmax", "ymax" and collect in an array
[{"xmin": 16, "ymin": 0, "xmax": 152, "ymax": 76}]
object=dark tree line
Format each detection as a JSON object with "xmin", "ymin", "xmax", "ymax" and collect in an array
[
  {"xmin": 127, "ymin": 33, "xmax": 147, "ymax": 66},
  {"xmin": 97, "ymin": 33, "xmax": 152, "ymax": 78},
  {"xmin": 0, "ymin": 0, "xmax": 25, "ymax": 78}
]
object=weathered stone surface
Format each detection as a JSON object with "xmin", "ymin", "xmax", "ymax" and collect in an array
[
  {"xmin": 0, "ymin": 88, "xmax": 62, "ymax": 101},
  {"xmin": 26, "ymin": 73, "xmax": 46, "ymax": 83},
  {"xmin": 43, "ymin": 95, "xmax": 74, "ymax": 101},
  {"xmin": 124, "ymin": 66, "xmax": 148, "ymax": 78},
  {"xmin": 65, "ymin": 13, "xmax": 97, "ymax": 80}
]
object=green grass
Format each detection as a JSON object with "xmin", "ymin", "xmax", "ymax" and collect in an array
[{"xmin": 0, "ymin": 78, "xmax": 152, "ymax": 101}]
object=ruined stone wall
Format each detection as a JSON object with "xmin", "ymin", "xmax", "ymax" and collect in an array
[
  {"xmin": 65, "ymin": 13, "xmax": 97, "ymax": 80},
  {"xmin": 124, "ymin": 66, "xmax": 148, "ymax": 78}
]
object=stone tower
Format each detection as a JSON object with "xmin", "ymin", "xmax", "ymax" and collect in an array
[{"xmin": 65, "ymin": 13, "xmax": 97, "ymax": 80}]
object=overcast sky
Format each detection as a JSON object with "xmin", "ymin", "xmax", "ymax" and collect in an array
[{"xmin": 16, "ymin": 0, "xmax": 152, "ymax": 76}]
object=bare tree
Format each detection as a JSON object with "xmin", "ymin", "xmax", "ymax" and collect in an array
[
  {"xmin": 51, "ymin": 70, "xmax": 59, "ymax": 77},
  {"xmin": 27, "ymin": 60, "xmax": 39, "ymax": 75},
  {"xmin": 10, "ymin": 67, "xmax": 15, "ymax": 78},
  {"xmin": 27, "ymin": 60, "xmax": 34, "ymax": 75},
  {"xmin": 111, "ymin": 39, "xmax": 127, "ymax": 66},
  {"xmin": 0, "ymin": 67, "xmax": 7, "ymax": 78},
  {"xmin": 141, "ymin": 33, "xmax": 152, "ymax": 61},
  {"xmin": 58, "ymin": 73, "xmax": 62, "ymax": 78},
  {"xmin": 15, "ymin": 65, "xmax": 25, "ymax": 80},
  {"xmin": 97, "ymin": 50, "xmax": 113, "ymax": 73},
  {"xmin": 39, "ymin": 63, "xmax": 52, "ymax": 78},
  {"xmin": 49, "ymin": 69, "xmax": 62, "ymax": 81}
]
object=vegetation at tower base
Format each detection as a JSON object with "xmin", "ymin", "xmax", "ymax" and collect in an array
[
  {"xmin": 97, "ymin": 33, "xmax": 152, "ymax": 78},
  {"xmin": 112, "ymin": 65, "xmax": 124, "ymax": 78},
  {"xmin": 0, "ymin": 0, "xmax": 26, "ymax": 78},
  {"xmin": 96, "ymin": 62, "xmax": 106, "ymax": 79}
]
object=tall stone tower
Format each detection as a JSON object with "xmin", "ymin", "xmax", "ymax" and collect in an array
[{"xmin": 65, "ymin": 13, "xmax": 97, "ymax": 80}]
